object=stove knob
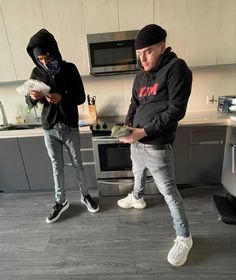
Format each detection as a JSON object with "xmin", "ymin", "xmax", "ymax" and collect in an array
[
  {"xmin": 102, "ymin": 122, "xmax": 107, "ymax": 129},
  {"xmin": 95, "ymin": 123, "xmax": 100, "ymax": 129}
]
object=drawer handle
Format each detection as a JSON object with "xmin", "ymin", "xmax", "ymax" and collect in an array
[
  {"xmin": 98, "ymin": 178, "xmax": 154, "ymax": 185},
  {"xmin": 64, "ymin": 162, "xmax": 94, "ymax": 166},
  {"xmin": 230, "ymin": 143, "xmax": 236, "ymax": 173},
  {"xmin": 191, "ymin": 140, "xmax": 223, "ymax": 145}
]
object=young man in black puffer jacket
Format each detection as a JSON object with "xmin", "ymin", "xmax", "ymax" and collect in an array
[
  {"xmin": 26, "ymin": 29, "xmax": 99, "ymax": 224},
  {"xmin": 117, "ymin": 24, "xmax": 193, "ymax": 266}
]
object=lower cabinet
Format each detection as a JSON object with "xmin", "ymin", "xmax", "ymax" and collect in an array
[
  {"xmin": 0, "ymin": 138, "xmax": 29, "ymax": 192},
  {"xmin": 18, "ymin": 133, "xmax": 97, "ymax": 191},
  {"xmin": 63, "ymin": 133, "xmax": 97, "ymax": 190},
  {"xmin": 189, "ymin": 126, "xmax": 227, "ymax": 185},
  {"xmin": 173, "ymin": 125, "xmax": 227, "ymax": 185},
  {"xmin": 0, "ymin": 124, "xmax": 229, "ymax": 193},
  {"xmin": 18, "ymin": 136, "xmax": 54, "ymax": 190},
  {"xmin": 221, "ymin": 126, "xmax": 236, "ymax": 196},
  {"xmin": 173, "ymin": 127, "xmax": 191, "ymax": 184}
]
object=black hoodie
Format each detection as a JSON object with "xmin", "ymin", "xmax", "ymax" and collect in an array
[
  {"xmin": 125, "ymin": 48, "xmax": 192, "ymax": 145},
  {"xmin": 26, "ymin": 29, "xmax": 85, "ymax": 130}
]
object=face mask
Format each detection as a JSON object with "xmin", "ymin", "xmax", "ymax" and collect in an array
[
  {"xmin": 38, "ymin": 58, "xmax": 61, "ymax": 75},
  {"xmin": 46, "ymin": 59, "xmax": 61, "ymax": 74},
  {"xmin": 45, "ymin": 59, "xmax": 61, "ymax": 75}
]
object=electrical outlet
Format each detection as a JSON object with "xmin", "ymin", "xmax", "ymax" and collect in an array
[{"xmin": 206, "ymin": 94, "xmax": 217, "ymax": 105}]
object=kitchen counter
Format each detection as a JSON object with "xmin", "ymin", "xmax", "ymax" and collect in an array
[
  {"xmin": 0, "ymin": 111, "xmax": 235, "ymax": 139},
  {"xmin": 179, "ymin": 111, "xmax": 233, "ymax": 126},
  {"xmin": 0, "ymin": 125, "xmax": 91, "ymax": 139}
]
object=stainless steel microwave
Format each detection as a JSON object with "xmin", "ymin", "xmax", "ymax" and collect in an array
[{"xmin": 86, "ymin": 30, "xmax": 140, "ymax": 76}]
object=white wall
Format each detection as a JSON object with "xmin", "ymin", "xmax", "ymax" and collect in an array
[{"xmin": 0, "ymin": 64, "xmax": 235, "ymax": 124}]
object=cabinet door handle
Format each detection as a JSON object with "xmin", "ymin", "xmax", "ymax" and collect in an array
[
  {"xmin": 64, "ymin": 163, "xmax": 72, "ymax": 166},
  {"xmin": 191, "ymin": 140, "xmax": 223, "ymax": 145},
  {"xmin": 230, "ymin": 143, "xmax": 236, "ymax": 173}
]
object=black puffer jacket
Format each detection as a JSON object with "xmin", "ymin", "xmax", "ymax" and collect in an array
[
  {"xmin": 125, "ymin": 47, "xmax": 192, "ymax": 145},
  {"xmin": 26, "ymin": 29, "xmax": 85, "ymax": 130}
]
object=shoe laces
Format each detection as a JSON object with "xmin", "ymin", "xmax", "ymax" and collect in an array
[
  {"xmin": 173, "ymin": 238, "xmax": 190, "ymax": 253},
  {"xmin": 52, "ymin": 202, "xmax": 64, "ymax": 211}
]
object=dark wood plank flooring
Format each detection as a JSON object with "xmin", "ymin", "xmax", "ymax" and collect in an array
[{"xmin": 0, "ymin": 185, "xmax": 236, "ymax": 280}]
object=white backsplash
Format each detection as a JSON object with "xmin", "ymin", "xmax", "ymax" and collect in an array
[{"xmin": 0, "ymin": 64, "xmax": 235, "ymax": 124}]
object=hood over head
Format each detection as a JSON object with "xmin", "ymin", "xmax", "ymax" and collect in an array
[{"xmin": 27, "ymin": 29, "xmax": 62, "ymax": 67}]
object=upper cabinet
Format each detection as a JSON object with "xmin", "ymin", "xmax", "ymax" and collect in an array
[
  {"xmin": 82, "ymin": 0, "xmax": 119, "ymax": 34},
  {"xmin": 0, "ymin": 0, "xmax": 44, "ymax": 80},
  {"xmin": 0, "ymin": 4, "xmax": 16, "ymax": 82},
  {"xmin": 41, "ymin": 0, "xmax": 89, "ymax": 75},
  {"xmin": 154, "ymin": 0, "xmax": 236, "ymax": 67},
  {"xmin": 0, "ymin": 0, "xmax": 235, "ymax": 82},
  {"xmin": 185, "ymin": 0, "xmax": 222, "ymax": 66},
  {"xmin": 154, "ymin": 0, "xmax": 188, "ymax": 63},
  {"xmin": 118, "ymin": 0, "xmax": 153, "ymax": 31},
  {"xmin": 82, "ymin": 0, "xmax": 153, "ymax": 33},
  {"xmin": 217, "ymin": 0, "xmax": 236, "ymax": 64}
]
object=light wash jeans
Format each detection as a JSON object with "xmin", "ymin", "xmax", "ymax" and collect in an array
[
  {"xmin": 44, "ymin": 126, "xmax": 89, "ymax": 204},
  {"xmin": 131, "ymin": 142, "xmax": 190, "ymax": 237}
]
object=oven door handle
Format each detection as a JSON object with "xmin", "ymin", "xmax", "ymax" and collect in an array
[
  {"xmin": 98, "ymin": 178, "xmax": 154, "ymax": 185},
  {"xmin": 98, "ymin": 180, "xmax": 133, "ymax": 186},
  {"xmin": 92, "ymin": 137, "xmax": 119, "ymax": 142}
]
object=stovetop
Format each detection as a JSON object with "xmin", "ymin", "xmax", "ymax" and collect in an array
[{"xmin": 90, "ymin": 116, "xmax": 126, "ymax": 136}]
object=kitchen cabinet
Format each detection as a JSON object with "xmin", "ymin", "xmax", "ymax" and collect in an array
[
  {"xmin": 63, "ymin": 133, "xmax": 97, "ymax": 190},
  {"xmin": 173, "ymin": 127, "xmax": 191, "ymax": 184},
  {"xmin": 185, "ymin": 0, "xmax": 222, "ymax": 66},
  {"xmin": 0, "ymin": 0, "xmax": 235, "ymax": 83},
  {"xmin": 0, "ymin": 0, "xmax": 44, "ymax": 80},
  {"xmin": 154, "ymin": 0, "xmax": 188, "ymax": 60},
  {"xmin": 0, "ymin": 138, "xmax": 29, "ymax": 192},
  {"xmin": 118, "ymin": 0, "xmax": 153, "ymax": 31},
  {"xmin": 0, "ymin": 6, "xmax": 16, "ymax": 82},
  {"xmin": 217, "ymin": 0, "xmax": 236, "ymax": 64},
  {"xmin": 41, "ymin": 0, "xmax": 89, "ymax": 76},
  {"xmin": 189, "ymin": 125, "xmax": 227, "ymax": 185},
  {"xmin": 18, "ymin": 133, "xmax": 97, "ymax": 191},
  {"xmin": 173, "ymin": 125, "xmax": 227, "ymax": 185},
  {"xmin": 83, "ymin": 0, "xmax": 153, "ymax": 33},
  {"xmin": 222, "ymin": 126, "xmax": 236, "ymax": 196},
  {"xmin": 82, "ymin": 0, "xmax": 119, "ymax": 34},
  {"xmin": 18, "ymin": 136, "xmax": 54, "ymax": 190},
  {"xmin": 154, "ymin": 0, "xmax": 236, "ymax": 66}
]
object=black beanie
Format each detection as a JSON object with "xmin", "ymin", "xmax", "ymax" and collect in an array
[
  {"xmin": 134, "ymin": 24, "xmax": 167, "ymax": 50},
  {"xmin": 33, "ymin": 47, "xmax": 48, "ymax": 58}
]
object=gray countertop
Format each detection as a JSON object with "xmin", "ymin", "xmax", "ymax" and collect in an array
[{"xmin": 0, "ymin": 111, "xmax": 235, "ymax": 139}]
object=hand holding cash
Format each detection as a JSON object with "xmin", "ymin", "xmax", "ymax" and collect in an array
[{"xmin": 16, "ymin": 79, "xmax": 50, "ymax": 97}]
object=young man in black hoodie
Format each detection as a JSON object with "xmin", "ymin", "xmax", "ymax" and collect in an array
[
  {"xmin": 26, "ymin": 29, "xmax": 99, "ymax": 224},
  {"xmin": 117, "ymin": 24, "xmax": 193, "ymax": 266}
]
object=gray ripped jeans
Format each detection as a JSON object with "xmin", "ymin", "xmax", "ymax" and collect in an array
[
  {"xmin": 131, "ymin": 142, "xmax": 190, "ymax": 237},
  {"xmin": 44, "ymin": 126, "xmax": 89, "ymax": 204}
]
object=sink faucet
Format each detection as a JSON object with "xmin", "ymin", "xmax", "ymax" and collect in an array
[{"xmin": 0, "ymin": 101, "xmax": 8, "ymax": 126}]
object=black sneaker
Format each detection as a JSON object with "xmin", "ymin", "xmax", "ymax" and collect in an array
[
  {"xmin": 81, "ymin": 195, "xmax": 99, "ymax": 213},
  {"xmin": 46, "ymin": 200, "xmax": 69, "ymax": 224}
]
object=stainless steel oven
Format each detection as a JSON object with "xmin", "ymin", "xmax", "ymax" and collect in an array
[{"xmin": 92, "ymin": 136, "xmax": 158, "ymax": 196}]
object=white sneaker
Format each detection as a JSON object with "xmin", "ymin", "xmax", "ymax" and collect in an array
[
  {"xmin": 117, "ymin": 192, "xmax": 146, "ymax": 209},
  {"xmin": 167, "ymin": 235, "xmax": 193, "ymax": 266}
]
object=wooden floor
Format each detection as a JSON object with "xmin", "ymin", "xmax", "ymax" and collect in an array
[{"xmin": 0, "ymin": 185, "xmax": 236, "ymax": 280}]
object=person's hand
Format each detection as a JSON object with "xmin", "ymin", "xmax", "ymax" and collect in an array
[
  {"xmin": 45, "ymin": 93, "xmax": 62, "ymax": 104},
  {"xmin": 29, "ymin": 90, "xmax": 44, "ymax": 100},
  {"xmin": 119, "ymin": 128, "xmax": 147, "ymax": 143}
]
